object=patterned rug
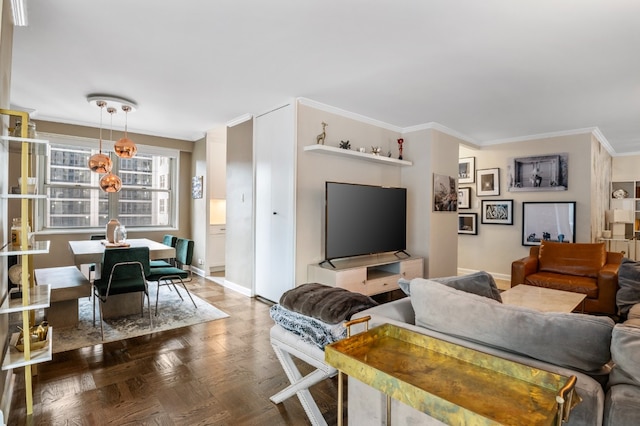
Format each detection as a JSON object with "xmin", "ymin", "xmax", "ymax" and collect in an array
[{"xmin": 36, "ymin": 282, "xmax": 228, "ymax": 353}]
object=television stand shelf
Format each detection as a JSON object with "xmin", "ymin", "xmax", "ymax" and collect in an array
[{"xmin": 307, "ymin": 254, "xmax": 423, "ymax": 296}]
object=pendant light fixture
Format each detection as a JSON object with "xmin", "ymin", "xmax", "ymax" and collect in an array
[
  {"xmin": 87, "ymin": 100, "xmax": 113, "ymax": 174},
  {"xmin": 99, "ymin": 106, "xmax": 123, "ymax": 192},
  {"xmin": 114, "ymin": 104, "xmax": 137, "ymax": 158}
]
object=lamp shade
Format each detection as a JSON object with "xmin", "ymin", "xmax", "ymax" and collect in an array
[
  {"xmin": 114, "ymin": 137, "xmax": 137, "ymax": 158},
  {"xmin": 99, "ymin": 172, "xmax": 122, "ymax": 192},
  {"xmin": 88, "ymin": 153, "xmax": 113, "ymax": 174}
]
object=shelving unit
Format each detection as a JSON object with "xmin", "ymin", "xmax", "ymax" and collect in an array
[
  {"xmin": 610, "ymin": 181, "xmax": 640, "ymax": 238},
  {"xmin": 304, "ymin": 144, "xmax": 413, "ymax": 166},
  {"xmin": 0, "ymin": 109, "xmax": 51, "ymax": 418}
]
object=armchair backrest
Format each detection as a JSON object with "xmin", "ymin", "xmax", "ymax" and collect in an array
[
  {"xmin": 538, "ymin": 241, "xmax": 606, "ymax": 278},
  {"xmin": 102, "ymin": 246, "xmax": 151, "ymax": 280},
  {"xmin": 175, "ymin": 238, "xmax": 194, "ymax": 266}
]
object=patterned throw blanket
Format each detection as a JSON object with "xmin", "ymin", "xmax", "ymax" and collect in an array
[
  {"xmin": 270, "ymin": 304, "xmax": 347, "ymax": 349},
  {"xmin": 271, "ymin": 283, "xmax": 379, "ymax": 349}
]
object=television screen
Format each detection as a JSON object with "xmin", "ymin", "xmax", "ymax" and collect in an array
[{"xmin": 325, "ymin": 182, "xmax": 407, "ymax": 261}]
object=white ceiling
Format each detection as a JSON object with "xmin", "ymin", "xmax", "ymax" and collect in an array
[{"xmin": 8, "ymin": 0, "xmax": 640, "ymax": 154}]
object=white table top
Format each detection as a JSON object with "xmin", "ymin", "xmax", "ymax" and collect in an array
[
  {"xmin": 501, "ymin": 284, "xmax": 586, "ymax": 313},
  {"xmin": 68, "ymin": 238, "xmax": 175, "ymax": 265}
]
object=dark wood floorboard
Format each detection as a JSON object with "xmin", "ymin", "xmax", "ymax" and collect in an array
[{"xmin": 8, "ymin": 276, "xmax": 342, "ymax": 425}]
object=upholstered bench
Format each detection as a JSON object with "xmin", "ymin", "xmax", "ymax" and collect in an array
[{"xmin": 34, "ymin": 266, "xmax": 91, "ymax": 328}]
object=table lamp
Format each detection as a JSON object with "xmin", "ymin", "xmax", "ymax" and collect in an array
[{"xmin": 606, "ymin": 209, "xmax": 634, "ymax": 238}]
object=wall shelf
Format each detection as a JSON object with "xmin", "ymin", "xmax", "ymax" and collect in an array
[
  {"xmin": 0, "ymin": 285, "xmax": 51, "ymax": 314},
  {"xmin": 2, "ymin": 328, "xmax": 53, "ymax": 371},
  {"xmin": 304, "ymin": 144, "xmax": 412, "ymax": 166}
]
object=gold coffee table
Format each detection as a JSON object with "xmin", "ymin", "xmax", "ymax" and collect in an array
[
  {"xmin": 502, "ymin": 285, "xmax": 586, "ymax": 313},
  {"xmin": 325, "ymin": 323, "xmax": 578, "ymax": 426}
]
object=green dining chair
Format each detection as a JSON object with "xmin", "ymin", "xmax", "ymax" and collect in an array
[
  {"xmin": 146, "ymin": 238, "xmax": 197, "ymax": 316},
  {"xmin": 150, "ymin": 234, "xmax": 177, "ymax": 268},
  {"xmin": 93, "ymin": 246, "xmax": 152, "ymax": 340}
]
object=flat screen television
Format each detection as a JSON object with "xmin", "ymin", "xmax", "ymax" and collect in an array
[{"xmin": 325, "ymin": 181, "xmax": 407, "ymax": 264}]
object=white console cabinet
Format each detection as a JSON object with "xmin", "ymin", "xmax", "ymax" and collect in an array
[{"xmin": 307, "ymin": 255, "xmax": 423, "ymax": 296}]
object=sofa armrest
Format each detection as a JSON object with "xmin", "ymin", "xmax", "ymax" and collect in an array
[
  {"xmin": 511, "ymin": 255, "xmax": 538, "ymax": 287},
  {"xmin": 598, "ymin": 261, "xmax": 622, "ymax": 315},
  {"xmin": 350, "ymin": 297, "xmax": 415, "ymax": 333}
]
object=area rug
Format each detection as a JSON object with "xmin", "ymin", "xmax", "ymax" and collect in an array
[{"xmin": 50, "ymin": 282, "xmax": 228, "ymax": 353}]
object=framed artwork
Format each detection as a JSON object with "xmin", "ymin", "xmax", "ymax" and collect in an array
[
  {"xmin": 433, "ymin": 173, "xmax": 457, "ymax": 211},
  {"xmin": 476, "ymin": 168, "xmax": 500, "ymax": 196},
  {"xmin": 458, "ymin": 213, "xmax": 478, "ymax": 235},
  {"xmin": 507, "ymin": 153, "xmax": 568, "ymax": 192},
  {"xmin": 458, "ymin": 157, "xmax": 475, "ymax": 183},
  {"xmin": 481, "ymin": 199, "xmax": 514, "ymax": 225},
  {"xmin": 458, "ymin": 187, "xmax": 471, "ymax": 209},
  {"xmin": 522, "ymin": 201, "xmax": 576, "ymax": 246},
  {"xmin": 191, "ymin": 175, "xmax": 203, "ymax": 199}
]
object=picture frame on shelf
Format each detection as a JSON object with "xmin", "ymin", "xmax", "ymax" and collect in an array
[
  {"xmin": 522, "ymin": 201, "xmax": 576, "ymax": 246},
  {"xmin": 477, "ymin": 168, "xmax": 500, "ymax": 196},
  {"xmin": 458, "ymin": 213, "xmax": 477, "ymax": 235},
  {"xmin": 458, "ymin": 157, "xmax": 475, "ymax": 183},
  {"xmin": 481, "ymin": 199, "xmax": 514, "ymax": 225},
  {"xmin": 458, "ymin": 187, "xmax": 471, "ymax": 209}
]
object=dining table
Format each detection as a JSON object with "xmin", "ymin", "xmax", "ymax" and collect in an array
[
  {"xmin": 68, "ymin": 238, "xmax": 176, "ymax": 267},
  {"xmin": 67, "ymin": 238, "xmax": 176, "ymax": 319}
]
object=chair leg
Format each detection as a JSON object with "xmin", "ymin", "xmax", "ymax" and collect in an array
[
  {"xmin": 99, "ymin": 300, "xmax": 105, "ymax": 341},
  {"xmin": 145, "ymin": 291, "xmax": 153, "ymax": 330},
  {"xmin": 176, "ymin": 277, "xmax": 197, "ymax": 310}
]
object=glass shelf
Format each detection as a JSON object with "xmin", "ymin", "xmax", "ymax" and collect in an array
[
  {"xmin": 2, "ymin": 328, "xmax": 53, "ymax": 371},
  {"xmin": 0, "ymin": 194, "xmax": 47, "ymax": 200},
  {"xmin": 0, "ymin": 240, "xmax": 50, "ymax": 257},
  {"xmin": 0, "ymin": 285, "xmax": 50, "ymax": 314},
  {"xmin": 0, "ymin": 135, "xmax": 49, "ymax": 144}
]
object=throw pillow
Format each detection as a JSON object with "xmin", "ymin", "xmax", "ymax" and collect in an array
[
  {"xmin": 608, "ymin": 323, "xmax": 640, "ymax": 388},
  {"xmin": 616, "ymin": 258, "xmax": 640, "ymax": 318},
  {"xmin": 411, "ymin": 280, "xmax": 614, "ymax": 372},
  {"xmin": 399, "ymin": 271, "xmax": 502, "ymax": 302}
]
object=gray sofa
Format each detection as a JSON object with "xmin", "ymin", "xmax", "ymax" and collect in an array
[{"xmin": 348, "ymin": 276, "xmax": 618, "ymax": 426}]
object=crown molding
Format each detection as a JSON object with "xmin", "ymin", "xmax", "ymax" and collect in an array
[
  {"xmin": 401, "ymin": 122, "xmax": 479, "ymax": 147},
  {"xmin": 226, "ymin": 113, "xmax": 253, "ymax": 127},
  {"xmin": 297, "ymin": 97, "xmax": 402, "ymax": 133}
]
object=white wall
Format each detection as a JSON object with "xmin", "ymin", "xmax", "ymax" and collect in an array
[
  {"xmin": 295, "ymin": 103, "xmax": 404, "ymax": 285},
  {"xmin": 458, "ymin": 133, "xmax": 595, "ymax": 278},
  {"xmin": 225, "ymin": 119, "xmax": 254, "ymax": 291}
]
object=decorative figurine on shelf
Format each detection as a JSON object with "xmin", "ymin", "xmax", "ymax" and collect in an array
[
  {"xmin": 371, "ymin": 146, "xmax": 381, "ymax": 155},
  {"xmin": 339, "ymin": 140, "xmax": 351, "ymax": 150},
  {"xmin": 397, "ymin": 138, "xmax": 404, "ymax": 160},
  {"xmin": 316, "ymin": 122, "xmax": 328, "ymax": 145}
]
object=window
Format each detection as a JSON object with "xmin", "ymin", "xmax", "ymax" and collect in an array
[{"xmin": 40, "ymin": 133, "xmax": 178, "ymax": 230}]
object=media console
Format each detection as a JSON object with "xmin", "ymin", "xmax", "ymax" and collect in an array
[{"xmin": 307, "ymin": 254, "xmax": 423, "ymax": 296}]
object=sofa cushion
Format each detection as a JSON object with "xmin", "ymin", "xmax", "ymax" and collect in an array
[
  {"xmin": 524, "ymin": 271, "xmax": 599, "ymax": 299},
  {"xmin": 411, "ymin": 280, "xmax": 614, "ymax": 371},
  {"xmin": 616, "ymin": 258, "xmax": 640, "ymax": 318},
  {"xmin": 399, "ymin": 272, "xmax": 502, "ymax": 302},
  {"xmin": 608, "ymin": 322, "xmax": 640, "ymax": 388},
  {"xmin": 538, "ymin": 241, "xmax": 606, "ymax": 278}
]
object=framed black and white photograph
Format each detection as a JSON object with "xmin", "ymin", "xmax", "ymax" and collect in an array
[
  {"xmin": 481, "ymin": 199, "xmax": 514, "ymax": 225},
  {"xmin": 476, "ymin": 168, "xmax": 500, "ymax": 196},
  {"xmin": 433, "ymin": 173, "xmax": 457, "ymax": 211},
  {"xmin": 522, "ymin": 201, "xmax": 576, "ymax": 246},
  {"xmin": 458, "ymin": 213, "xmax": 478, "ymax": 235},
  {"xmin": 458, "ymin": 187, "xmax": 471, "ymax": 209},
  {"xmin": 191, "ymin": 175, "xmax": 203, "ymax": 199},
  {"xmin": 458, "ymin": 157, "xmax": 475, "ymax": 183},
  {"xmin": 507, "ymin": 153, "xmax": 568, "ymax": 192}
]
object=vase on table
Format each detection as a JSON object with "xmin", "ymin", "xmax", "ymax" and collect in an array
[
  {"xmin": 106, "ymin": 219, "xmax": 120, "ymax": 243},
  {"xmin": 114, "ymin": 225, "xmax": 127, "ymax": 244}
]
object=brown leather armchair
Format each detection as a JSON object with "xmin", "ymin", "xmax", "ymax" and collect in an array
[{"xmin": 511, "ymin": 241, "xmax": 623, "ymax": 315}]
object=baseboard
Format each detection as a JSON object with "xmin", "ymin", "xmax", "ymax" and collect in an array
[
  {"xmin": 0, "ymin": 371, "xmax": 15, "ymax": 426},
  {"xmin": 206, "ymin": 276, "xmax": 253, "ymax": 297},
  {"xmin": 457, "ymin": 268, "xmax": 511, "ymax": 291},
  {"xmin": 190, "ymin": 266, "xmax": 205, "ymax": 277}
]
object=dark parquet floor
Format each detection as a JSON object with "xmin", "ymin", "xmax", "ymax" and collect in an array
[{"xmin": 9, "ymin": 276, "xmax": 342, "ymax": 425}]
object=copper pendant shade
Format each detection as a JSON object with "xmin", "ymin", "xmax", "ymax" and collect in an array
[
  {"xmin": 99, "ymin": 172, "xmax": 123, "ymax": 193},
  {"xmin": 87, "ymin": 100, "xmax": 113, "ymax": 173},
  {"xmin": 114, "ymin": 105, "xmax": 137, "ymax": 158}
]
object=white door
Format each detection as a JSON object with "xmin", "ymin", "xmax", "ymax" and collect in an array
[{"xmin": 254, "ymin": 103, "xmax": 295, "ymax": 303}]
